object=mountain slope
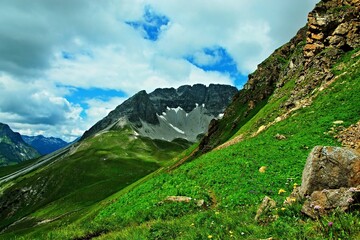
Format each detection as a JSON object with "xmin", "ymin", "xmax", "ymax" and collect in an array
[
  {"xmin": 0, "ymin": 0, "xmax": 359, "ymax": 239},
  {"xmin": 197, "ymin": 0, "xmax": 359, "ymax": 154},
  {"xmin": 2, "ymin": 0, "xmax": 356, "ymax": 239},
  {"xmin": 0, "ymin": 123, "xmax": 39, "ymax": 166},
  {"xmin": 0, "ymin": 84, "xmax": 236, "ymax": 237},
  {"xmin": 21, "ymin": 135, "xmax": 69, "ymax": 155}
]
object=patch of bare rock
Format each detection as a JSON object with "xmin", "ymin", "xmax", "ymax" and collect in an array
[{"xmin": 295, "ymin": 146, "xmax": 360, "ymax": 218}]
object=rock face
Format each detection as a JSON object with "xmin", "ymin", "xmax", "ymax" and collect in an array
[
  {"xmin": 0, "ymin": 123, "xmax": 40, "ymax": 166},
  {"xmin": 300, "ymin": 146, "xmax": 360, "ymax": 197},
  {"xmin": 295, "ymin": 146, "xmax": 360, "ymax": 218},
  {"xmin": 81, "ymin": 84, "xmax": 238, "ymax": 142},
  {"xmin": 302, "ymin": 187, "xmax": 360, "ymax": 218},
  {"xmin": 21, "ymin": 135, "xmax": 69, "ymax": 155},
  {"xmin": 196, "ymin": 0, "xmax": 360, "ymax": 155}
]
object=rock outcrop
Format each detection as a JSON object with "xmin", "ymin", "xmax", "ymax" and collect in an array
[
  {"xmin": 335, "ymin": 120, "xmax": 360, "ymax": 152},
  {"xmin": 302, "ymin": 186, "xmax": 360, "ymax": 218},
  {"xmin": 300, "ymin": 146, "xmax": 360, "ymax": 197},
  {"xmin": 295, "ymin": 146, "xmax": 360, "ymax": 218}
]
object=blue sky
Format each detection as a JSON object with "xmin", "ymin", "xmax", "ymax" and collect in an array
[{"xmin": 0, "ymin": 0, "xmax": 318, "ymax": 141}]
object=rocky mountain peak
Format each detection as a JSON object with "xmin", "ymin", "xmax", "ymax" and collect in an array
[
  {"xmin": 81, "ymin": 84, "xmax": 238, "ymax": 141},
  {"xmin": 0, "ymin": 123, "xmax": 40, "ymax": 165}
]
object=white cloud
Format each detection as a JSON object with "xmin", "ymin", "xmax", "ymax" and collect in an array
[
  {"xmin": 0, "ymin": 0, "xmax": 318, "ymax": 140},
  {"xmin": 85, "ymin": 97, "xmax": 127, "ymax": 127}
]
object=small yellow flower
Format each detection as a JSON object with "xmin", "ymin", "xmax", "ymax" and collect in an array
[
  {"xmin": 215, "ymin": 211, "xmax": 220, "ymax": 215},
  {"xmin": 190, "ymin": 223, "xmax": 195, "ymax": 226},
  {"xmin": 208, "ymin": 235, "xmax": 213, "ymax": 239},
  {"xmin": 281, "ymin": 207, "xmax": 286, "ymax": 211},
  {"xmin": 229, "ymin": 230, "xmax": 233, "ymax": 234},
  {"xmin": 278, "ymin": 189, "xmax": 286, "ymax": 194},
  {"xmin": 259, "ymin": 166, "xmax": 267, "ymax": 173},
  {"xmin": 293, "ymin": 183, "xmax": 298, "ymax": 189}
]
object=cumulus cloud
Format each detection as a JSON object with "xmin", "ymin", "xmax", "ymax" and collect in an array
[{"xmin": 0, "ymin": 0, "xmax": 318, "ymax": 140}]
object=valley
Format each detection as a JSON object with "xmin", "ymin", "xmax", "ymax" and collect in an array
[{"xmin": 0, "ymin": 0, "xmax": 359, "ymax": 239}]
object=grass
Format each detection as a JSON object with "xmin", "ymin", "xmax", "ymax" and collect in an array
[
  {"xmin": 7, "ymin": 48, "xmax": 359, "ymax": 239},
  {"xmin": 0, "ymin": 127, "xmax": 190, "ymax": 236}
]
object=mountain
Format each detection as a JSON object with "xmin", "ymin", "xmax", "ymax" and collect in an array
[
  {"xmin": 0, "ymin": 84, "xmax": 237, "ymax": 236},
  {"xmin": 21, "ymin": 135, "xmax": 69, "ymax": 155},
  {"xmin": 0, "ymin": 123, "xmax": 40, "ymax": 166},
  {"xmin": 0, "ymin": 0, "xmax": 359, "ymax": 239},
  {"xmin": 81, "ymin": 84, "xmax": 238, "ymax": 142}
]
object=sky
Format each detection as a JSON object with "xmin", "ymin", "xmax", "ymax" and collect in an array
[{"xmin": 0, "ymin": 0, "xmax": 318, "ymax": 142}]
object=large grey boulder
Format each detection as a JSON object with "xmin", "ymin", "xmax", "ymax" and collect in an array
[{"xmin": 300, "ymin": 146, "xmax": 360, "ymax": 197}]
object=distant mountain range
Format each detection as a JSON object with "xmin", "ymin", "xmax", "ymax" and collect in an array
[
  {"xmin": 0, "ymin": 123, "xmax": 39, "ymax": 166},
  {"xmin": 21, "ymin": 135, "xmax": 69, "ymax": 155}
]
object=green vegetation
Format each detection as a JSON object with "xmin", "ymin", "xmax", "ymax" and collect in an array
[
  {"xmin": 2, "ymin": 48, "xmax": 358, "ymax": 239},
  {"xmin": 0, "ymin": 126, "xmax": 191, "ymax": 236}
]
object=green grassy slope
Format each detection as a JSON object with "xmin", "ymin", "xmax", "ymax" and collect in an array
[
  {"xmin": 10, "ymin": 48, "xmax": 359, "ymax": 239},
  {"xmin": 0, "ymin": 126, "xmax": 191, "ymax": 236}
]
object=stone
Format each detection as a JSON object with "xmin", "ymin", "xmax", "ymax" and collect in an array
[
  {"xmin": 333, "ymin": 23, "xmax": 350, "ymax": 35},
  {"xmin": 328, "ymin": 35, "xmax": 345, "ymax": 47},
  {"xmin": 255, "ymin": 196, "xmax": 277, "ymax": 222},
  {"xmin": 301, "ymin": 186, "xmax": 360, "ymax": 218},
  {"xmin": 164, "ymin": 196, "xmax": 192, "ymax": 203},
  {"xmin": 163, "ymin": 196, "xmax": 206, "ymax": 208},
  {"xmin": 299, "ymin": 146, "xmax": 360, "ymax": 197},
  {"xmin": 311, "ymin": 32, "xmax": 324, "ymax": 40},
  {"xmin": 275, "ymin": 134, "xmax": 286, "ymax": 140},
  {"xmin": 196, "ymin": 199, "xmax": 205, "ymax": 207}
]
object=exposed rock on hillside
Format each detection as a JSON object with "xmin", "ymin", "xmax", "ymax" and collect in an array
[
  {"xmin": 81, "ymin": 84, "xmax": 237, "ymax": 142},
  {"xmin": 197, "ymin": 0, "xmax": 360, "ymax": 154},
  {"xmin": 302, "ymin": 186, "xmax": 360, "ymax": 218},
  {"xmin": 295, "ymin": 146, "xmax": 360, "ymax": 218},
  {"xmin": 299, "ymin": 146, "xmax": 360, "ymax": 196},
  {"xmin": 336, "ymin": 120, "xmax": 360, "ymax": 152}
]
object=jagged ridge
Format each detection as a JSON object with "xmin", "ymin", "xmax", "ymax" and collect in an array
[{"xmin": 81, "ymin": 84, "xmax": 238, "ymax": 141}]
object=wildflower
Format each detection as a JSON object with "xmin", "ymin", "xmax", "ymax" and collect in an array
[
  {"xmin": 229, "ymin": 231, "xmax": 233, "ymax": 234},
  {"xmin": 241, "ymin": 232, "xmax": 245, "ymax": 235},
  {"xmin": 293, "ymin": 183, "xmax": 298, "ymax": 189},
  {"xmin": 278, "ymin": 189, "xmax": 286, "ymax": 195},
  {"xmin": 348, "ymin": 187, "xmax": 357, "ymax": 192},
  {"xmin": 328, "ymin": 222, "xmax": 333, "ymax": 227},
  {"xmin": 215, "ymin": 211, "xmax": 220, "ymax": 215},
  {"xmin": 314, "ymin": 205, "xmax": 321, "ymax": 210},
  {"xmin": 208, "ymin": 235, "xmax": 213, "ymax": 239},
  {"xmin": 284, "ymin": 197, "xmax": 296, "ymax": 204},
  {"xmin": 190, "ymin": 223, "xmax": 195, "ymax": 226},
  {"xmin": 281, "ymin": 207, "xmax": 286, "ymax": 211},
  {"xmin": 259, "ymin": 166, "xmax": 267, "ymax": 173}
]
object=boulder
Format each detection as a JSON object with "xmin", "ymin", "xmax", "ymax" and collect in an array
[
  {"xmin": 299, "ymin": 146, "xmax": 360, "ymax": 197},
  {"xmin": 255, "ymin": 196, "xmax": 276, "ymax": 222},
  {"xmin": 302, "ymin": 186, "xmax": 360, "ymax": 218}
]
